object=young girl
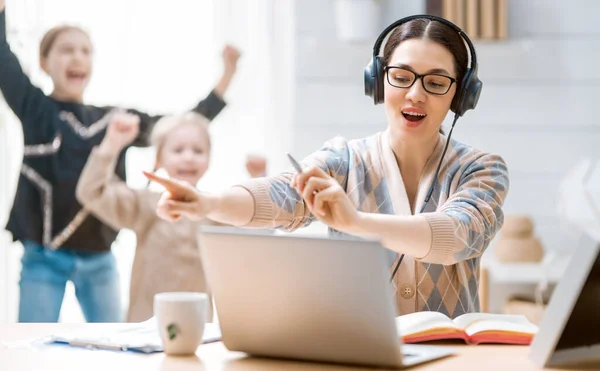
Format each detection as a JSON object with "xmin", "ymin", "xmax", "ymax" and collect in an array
[
  {"xmin": 0, "ymin": 0, "xmax": 240, "ymax": 322},
  {"xmin": 77, "ymin": 112, "xmax": 219, "ymax": 322}
]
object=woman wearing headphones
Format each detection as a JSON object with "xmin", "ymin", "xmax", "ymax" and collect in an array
[{"xmin": 146, "ymin": 16, "xmax": 509, "ymax": 318}]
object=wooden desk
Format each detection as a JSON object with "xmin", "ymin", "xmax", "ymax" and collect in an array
[{"xmin": 0, "ymin": 324, "xmax": 596, "ymax": 371}]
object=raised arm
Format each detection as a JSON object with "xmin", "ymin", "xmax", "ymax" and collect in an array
[
  {"xmin": 76, "ymin": 112, "xmax": 150, "ymax": 231},
  {"xmin": 147, "ymin": 138, "xmax": 351, "ymax": 230},
  {"xmin": 132, "ymin": 45, "xmax": 240, "ymax": 147},
  {"xmin": 0, "ymin": 3, "xmax": 52, "ymax": 139},
  {"xmin": 211, "ymin": 45, "xmax": 240, "ymax": 101}
]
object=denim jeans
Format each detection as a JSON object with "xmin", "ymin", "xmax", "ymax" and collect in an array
[{"xmin": 18, "ymin": 240, "xmax": 122, "ymax": 323}]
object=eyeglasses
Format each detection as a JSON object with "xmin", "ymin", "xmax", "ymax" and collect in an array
[{"xmin": 384, "ymin": 66, "xmax": 456, "ymax": 95}]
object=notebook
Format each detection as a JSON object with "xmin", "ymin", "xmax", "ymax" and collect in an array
[{"xmin": 49, "ymin": 317, "xmax": 222, "ymax": 353}]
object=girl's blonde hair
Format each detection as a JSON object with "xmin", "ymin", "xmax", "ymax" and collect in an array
[{"xmin": 151, "ymin": 111, "xmax": 211, "ymax": 160}]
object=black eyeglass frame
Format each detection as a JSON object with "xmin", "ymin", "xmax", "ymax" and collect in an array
[{"xmin": 384, "ymin": 66, "xmax": 457, "ymax": 95}]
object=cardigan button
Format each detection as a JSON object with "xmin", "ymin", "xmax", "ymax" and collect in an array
[{"xmin": 400, "ymin": 284, "xmax": 415, "ymax": 299}]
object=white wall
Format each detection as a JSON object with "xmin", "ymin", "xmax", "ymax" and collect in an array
[{"xmin": 292, "ymin": 0, "xmax": 600, "ymax": 255}]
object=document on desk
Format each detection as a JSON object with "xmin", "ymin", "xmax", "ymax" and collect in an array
[{"xmin": 48, "ymin": 318, "xmax": 222, "ymax": 354}]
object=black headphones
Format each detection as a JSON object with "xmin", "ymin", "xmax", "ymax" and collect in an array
[{"xmin": 364, "ymin": 14, "xmax": 482, "ymax": 117}]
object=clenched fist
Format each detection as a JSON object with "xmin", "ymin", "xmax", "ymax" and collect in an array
[
  {"xmin": 99, "ymin": 111, "xmax": 140, "ymax": 154},
  {"xmin": 222, "ymin": 45, "xmax": 241, "ymax": 75}
]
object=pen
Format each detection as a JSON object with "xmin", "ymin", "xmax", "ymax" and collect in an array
[
  {"xmin": 287, "ymin": 153, "xmax": 320, "ymax": 196},
  {"xmin": 287, "ymin": 153, "xmax": 303, "ymax": 173}
]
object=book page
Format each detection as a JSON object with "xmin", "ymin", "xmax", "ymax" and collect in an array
[
  {"xmin": 453, "ymin": 313, "xmax": 530, "ymax": 330},
  {"xmin": 396, "ymin": 311, "xmax": 459, "ymax": 337},
  {"xmin": 452, "ymin": 313, "xmax": 538, "ymax": 337},
  {"xmin": 465, "ymin": 319, "xmax": 538, "ymax": 337}
]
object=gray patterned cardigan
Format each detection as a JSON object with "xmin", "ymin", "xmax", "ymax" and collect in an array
[{"xmin": 239, "ymin": 129, "xmax": 509, "ymax": 318}]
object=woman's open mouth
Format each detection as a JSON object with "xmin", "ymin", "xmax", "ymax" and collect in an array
[{"xmin": 401, "ymin": 108, "xmax": 427, "ymax": 126}]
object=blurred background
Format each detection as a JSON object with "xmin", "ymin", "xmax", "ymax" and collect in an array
[{"xmin": 1, "ymin": 0, "xmax": 599, "ymax": 323}]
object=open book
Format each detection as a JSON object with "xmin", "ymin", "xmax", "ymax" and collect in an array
[
  {"xmin": 49, "ymin": 317, "xmax": 221, "ymax": 354},
  {"xmin": 396, "ymin": 311, "xmax": 538, "ymax": 345}
]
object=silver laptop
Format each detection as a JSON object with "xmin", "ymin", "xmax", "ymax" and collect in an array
[{"xmin": 198, "ymin": 226, "xmax": 454, "ymax": 369}]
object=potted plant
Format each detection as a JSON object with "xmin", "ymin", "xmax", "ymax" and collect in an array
[{"xmin": 334, "ymin": 0, "xmax": 383, "ymax": 43}]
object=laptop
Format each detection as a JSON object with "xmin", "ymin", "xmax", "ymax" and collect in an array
[{"xmin": 198, "ymin": 226, "xmax": 455, "ymax": 369}]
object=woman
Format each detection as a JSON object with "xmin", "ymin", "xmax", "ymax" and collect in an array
[
  {"xmin": 0, "ymin": 0, "xmax": 240, "ymax": 322},
  {"xmin": 147, "ymin": 16, "xmax": 509, "ymax": 318}
]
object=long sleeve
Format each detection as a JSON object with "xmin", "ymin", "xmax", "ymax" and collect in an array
[
  {"xmin": 131, "ymin": 90, "xmax": 227, "ymax": 147},
  {"xmin": 76, "ymin": 147, "xmax": 153, "ymax": 232},
  {"xmin": 419, "ymin": 154, "xmax": 509, "ymax": 265},
  {"xmin": 0, "ymin": 10, "xmax": 53, "ymax": 143},
  {"xmin": 191, "ymin": 90, "xmax": 226, "ymax": 121},
  {"xmin": 238, "ymin": 137, "xmax": 351, "ymax": 231}
]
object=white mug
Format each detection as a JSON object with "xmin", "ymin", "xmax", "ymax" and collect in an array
[{"xmin": 154, "ymin": 292, "xmax": 208, "ymax": 355}]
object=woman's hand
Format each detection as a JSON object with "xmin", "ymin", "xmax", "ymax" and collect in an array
[
  {"xmin": 143, "ymin": 172, "xmax": 219, "ymax": 222},
  {"xmin": 291, "ymin": 166, "xmax": 362, "ymax": 234}
]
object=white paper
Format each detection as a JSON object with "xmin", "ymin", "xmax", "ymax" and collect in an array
[{"xmin": 49, "ymin": 317, "xmax": 221, "ymax": 353}]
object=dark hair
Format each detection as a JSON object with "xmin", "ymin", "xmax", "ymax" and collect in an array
[
  {"xmin": 382, "ymin": 18, "xmax": 468, "ymax": 89},
  {"xmin": 382, "ymin": 18, "xmax": 468, "ymax": 135},
  {"xmin": 39, "ymin": 25, "xmax": 91, "ymax": 59}
]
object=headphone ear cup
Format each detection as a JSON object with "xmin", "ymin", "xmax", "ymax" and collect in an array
[
  {"xmin": 451, "ymin": 70, "xmax": 468, "ymax": 115},
  {"xmin": 364, "ymin": 58, "xmax": 376, "ymax": 100},
  {"xmin": 374, "ymin": 56, "xmax": 385, "ymax": 105},
  {"xmin": 462, "ymin": 76, "xmax": 482, "ymax": 114},
  {"xmin": 452, "ymin": 68, "xmax": 482, "ymax": 117}
]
